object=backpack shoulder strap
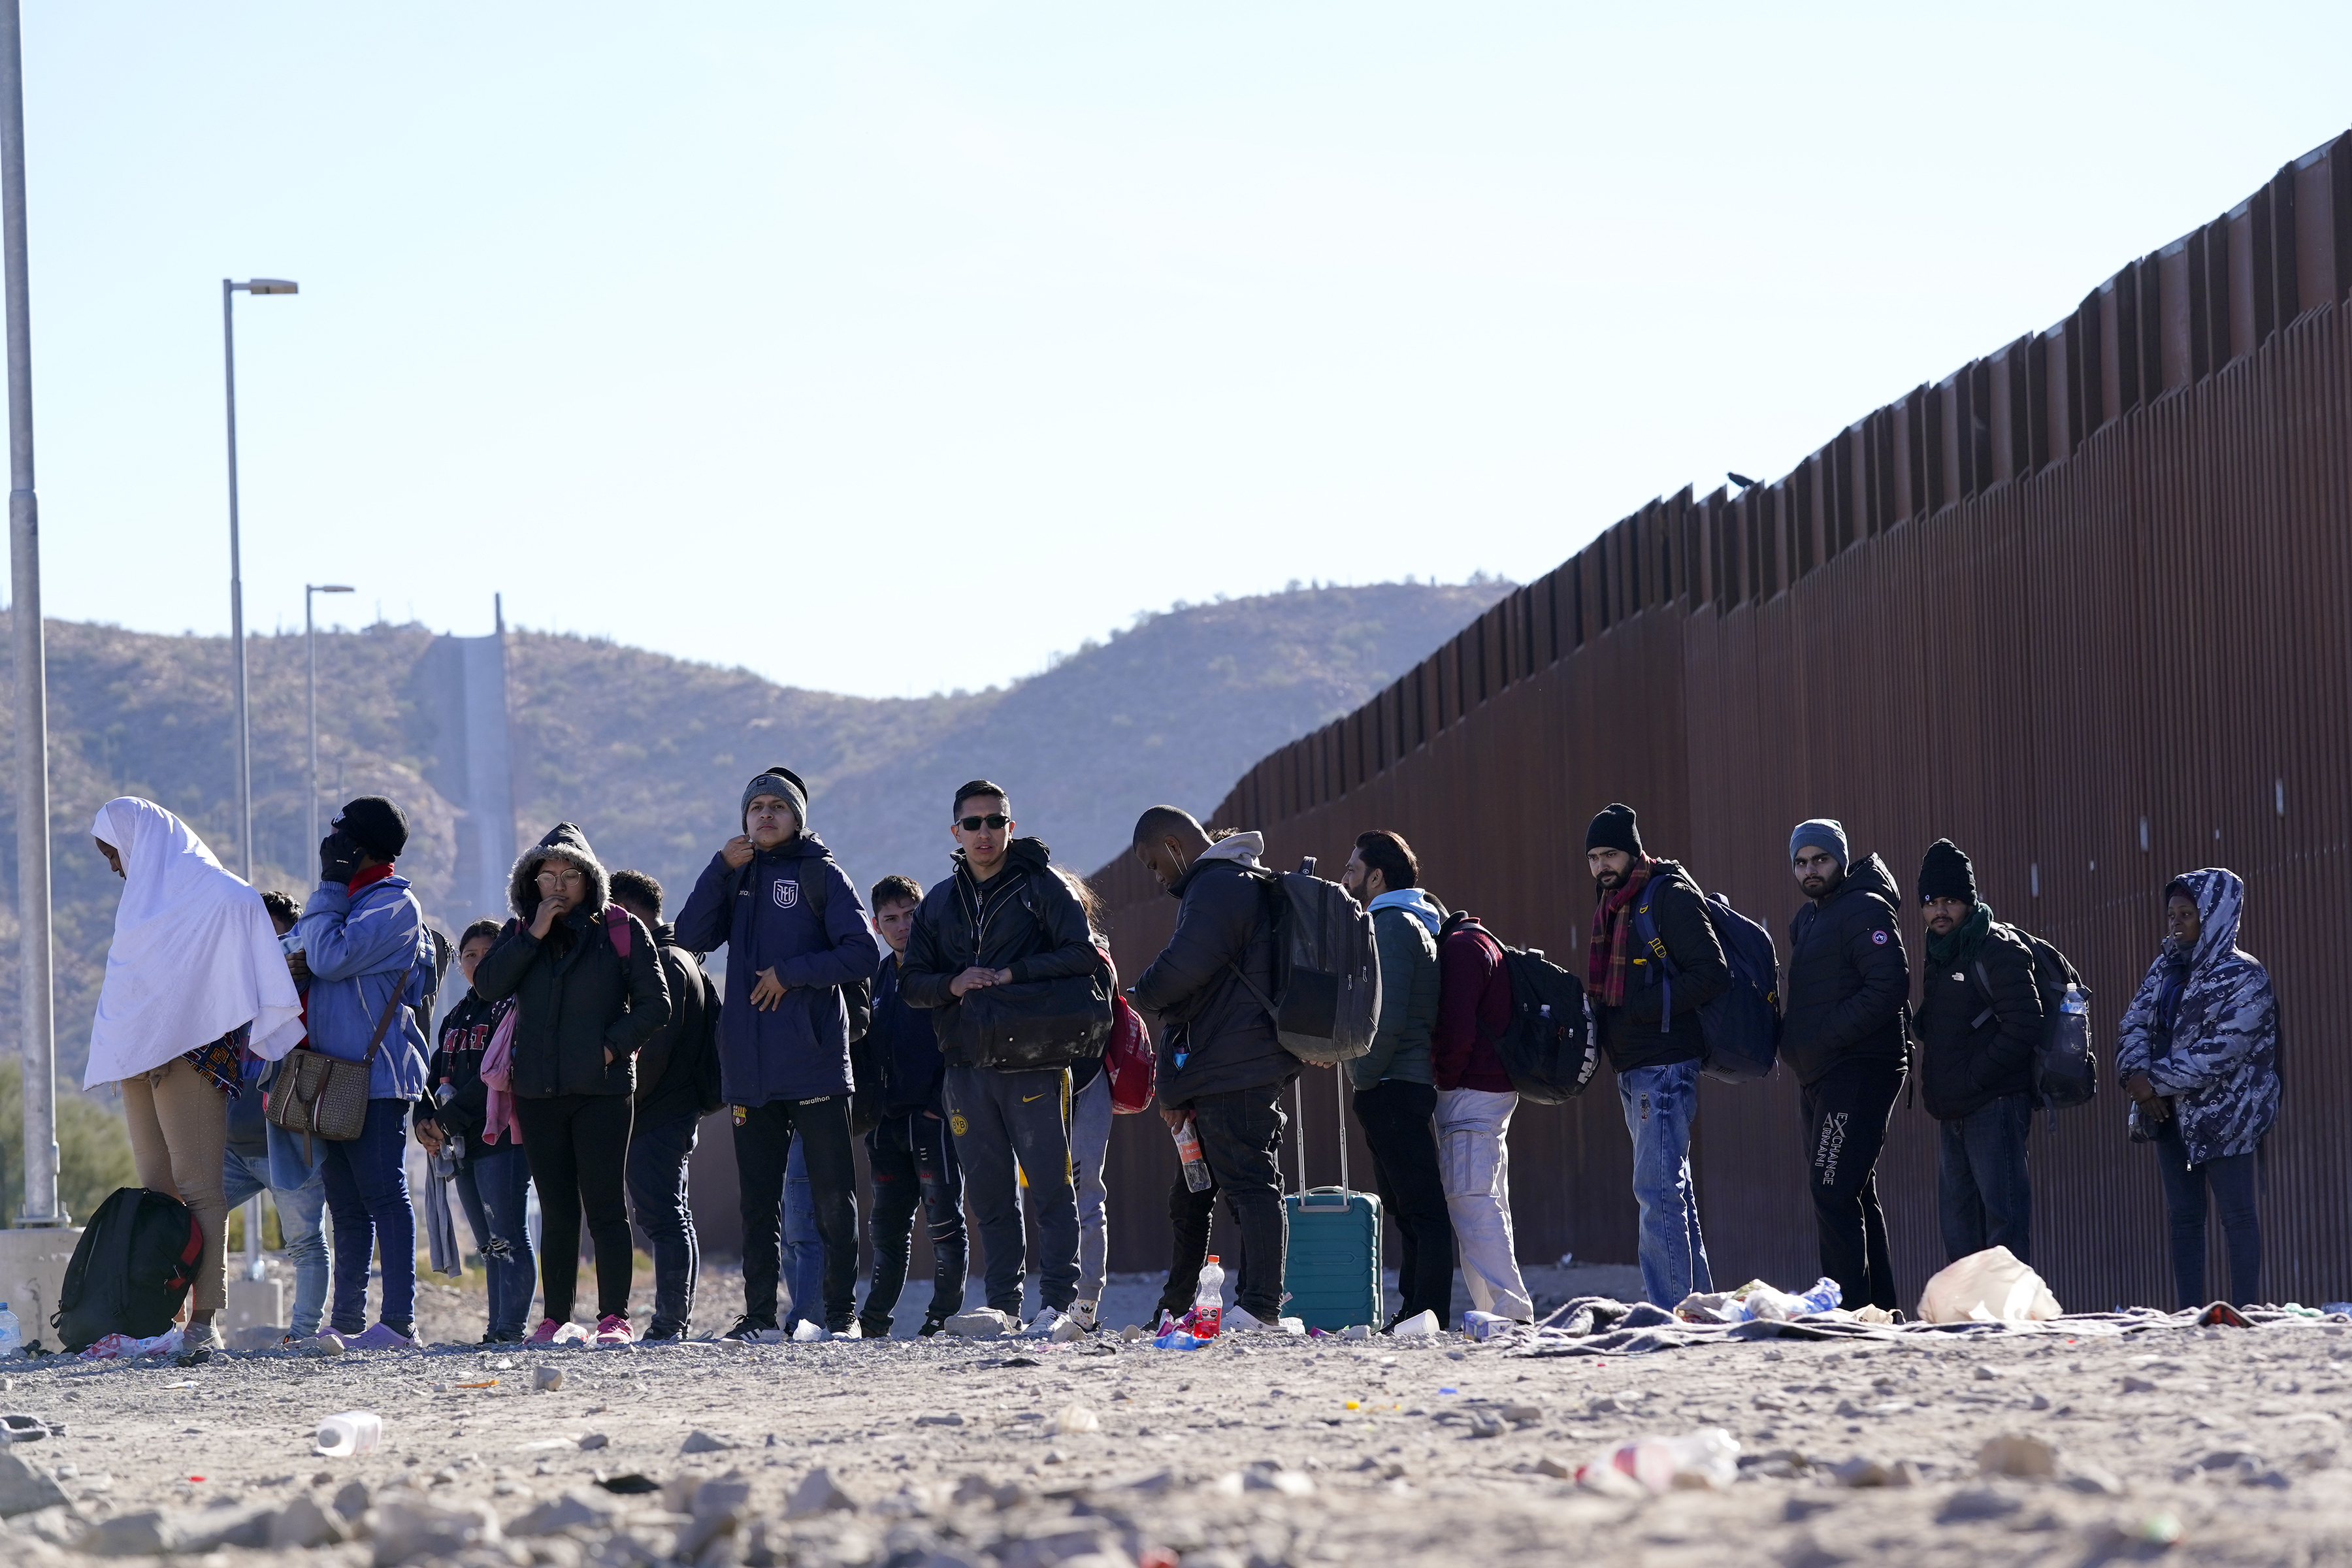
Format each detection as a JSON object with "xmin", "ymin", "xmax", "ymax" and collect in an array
[
  {"xmin": 604, "ymin": 906, "xmax": 632, "ymax": 961},
  {"xmin": 802, "ymin": 855, "xmax": 831, "ymax": 922}
]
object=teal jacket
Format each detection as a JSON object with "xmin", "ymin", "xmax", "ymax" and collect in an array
[{"xmin": 1352, "ymin": 894, "xmax": 1441, "ymax": 1089}]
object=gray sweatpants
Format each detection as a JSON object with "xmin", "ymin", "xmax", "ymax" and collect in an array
[{"xmin": 943, "ymin": 1064, "xmax": 1081, "ymax": 1316}]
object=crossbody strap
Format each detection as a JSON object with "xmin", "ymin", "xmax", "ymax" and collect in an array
[{"xmin": 361, "ymin": 959, "xmax": 420, "ymax": 1066}]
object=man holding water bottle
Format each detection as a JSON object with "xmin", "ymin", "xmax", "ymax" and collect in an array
[{"xmin": 1130, "ymin": 806, "xmax": 1295, "ymax": 1334}]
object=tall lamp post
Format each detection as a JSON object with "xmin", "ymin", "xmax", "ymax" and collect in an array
[
  {"xmin": 223, "ymin": 276, "xmax": 298, "ymax": 881},
  {"xmin": 1, "ymin": 0, "xmax": 61, "ymax": 1228},
  {"xmin": 305, "ymin": 584, "xmax": 352, "ymax": 850}
]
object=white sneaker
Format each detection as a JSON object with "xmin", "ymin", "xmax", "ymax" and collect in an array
[
  {"xmin": 830, "ymin": 1322, "xmax": 863, "ymax": 1341},
  {"xmin": 1226, "ymin": 1306, "xmax": 1275, "ymax": 1334},
  {"xmin": 1066, "ymin": 1299, "xmax": 1099, "ymax": 1333},
  {"xmin": 1022, "ymin": 1307, "xmax": 1064, "ymax": 1339}
]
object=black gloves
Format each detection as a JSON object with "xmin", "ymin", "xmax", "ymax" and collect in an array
[{"xmin": 319, "ymin": 830, "xmax": 364, "ymax": 886}]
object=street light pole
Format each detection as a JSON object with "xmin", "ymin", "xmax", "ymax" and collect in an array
[
  {"xmin": 305, "ymin": 583, "xmax": 351, "ymax": 851},
  {"xmin": 0, "ymin": 0, "xmax": 61, "ymax": 1226},
  {"xmin": 222, "ymin": 277, "xmax": 297, "ymax": 883}
]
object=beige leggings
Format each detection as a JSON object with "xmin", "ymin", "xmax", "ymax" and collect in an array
[{"xmin": 120, "ymin": 1057, "xmax": 229, "ymax": 1314}]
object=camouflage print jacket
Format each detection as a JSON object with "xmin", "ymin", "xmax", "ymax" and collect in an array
[{"xmin": 2115, "ymin": 868, "xmax": 2280, "ymax": 1166}]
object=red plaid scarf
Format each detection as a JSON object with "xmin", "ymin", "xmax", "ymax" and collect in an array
[{"xmin": 1587, "ymin": 857, "xmax": 1654, "ymax": 1008}]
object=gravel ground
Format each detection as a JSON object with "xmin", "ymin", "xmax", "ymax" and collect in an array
[{"xmin": 3, "ymin": 1266, "xmax": 2350, "ymax": 1566}]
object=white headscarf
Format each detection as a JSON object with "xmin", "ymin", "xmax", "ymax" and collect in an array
[{"xmin": 83, "ymin": 797, "xmax": 306, "ymax": 1088}]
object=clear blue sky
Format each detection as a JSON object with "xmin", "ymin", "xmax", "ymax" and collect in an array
[{"xmin": 10, "ymin": 3, "xmax": 2351, "ymax": 698}]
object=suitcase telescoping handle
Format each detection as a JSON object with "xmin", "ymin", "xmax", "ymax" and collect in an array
[{"xmin": 1288, "ymin": 1064, "xmax": 1353, "ymax": 1199}]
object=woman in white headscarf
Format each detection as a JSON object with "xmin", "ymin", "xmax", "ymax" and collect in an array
[{"xmin": 86, "ymin": 797, "xmax": 304, "ymax": 1350}]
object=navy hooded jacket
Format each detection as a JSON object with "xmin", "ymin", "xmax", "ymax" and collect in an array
[{"xmin": 673, "ymin": 831, "xmax": 880, "ymax": 1108}]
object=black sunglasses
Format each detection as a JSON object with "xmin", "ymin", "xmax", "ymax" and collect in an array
[{"xmin": 957, "ymin": 813, "xmax": 1010, "ymax": 832}]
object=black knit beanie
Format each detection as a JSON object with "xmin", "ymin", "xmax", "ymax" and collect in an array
[
  {"xmin": 742, "ymin": 767, "xmax": 809, "ymax": 833},
  {"xmin": 1917, "ymin": 838, "xmax": 1976, "ymax": 905},
  {"xmin": 1586, "ymin": 802, "xmax": 1642, "ymax": 857},
  {"xmin": 333, "ymin": 796, "xmax": 409, "ymax": 860}
]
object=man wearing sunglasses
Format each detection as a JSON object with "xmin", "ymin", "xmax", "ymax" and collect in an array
[
  {"xmin": 675, "ymin": 767, "xmax": 879, "ymax": 1339},
  {"xmin": 900, "ymin": 780, "xmax": 1098, "ymax": 1335}
]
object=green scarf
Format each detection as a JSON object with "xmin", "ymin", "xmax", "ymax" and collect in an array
[{"xmin": 1925, "ymin": 900, "xmax": 1995, "ymax": 968}]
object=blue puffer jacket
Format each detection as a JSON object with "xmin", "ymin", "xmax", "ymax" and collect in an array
[
  {"xmin": 673, "ymin": 832, "xmax": 880, "ymax": 1108},
  {"xmin": 2115, "ymin": 868, "xmax": 2280, "ymax": 1165},
  {"xmin": 293, "ymin": 872, "xmax": 434, "ymax": 1102}
]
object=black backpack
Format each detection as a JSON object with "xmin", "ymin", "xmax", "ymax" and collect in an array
[
  {"xmin": 1968, "ymin": 924, "xmax": 2095, "ymax": 1111},
  {"xmin": 1230, "ymin": 857, "xmax": 1380, "ymax": 1066},
  {"xmin": 54, "ymin": 1186, "xmax": 203, "ymax": 1351},
  {"xmin": 1437, "ymin": 912, "xmax": 1597, "ymax": 1104}
]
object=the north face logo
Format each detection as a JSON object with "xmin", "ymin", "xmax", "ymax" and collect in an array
[{"xmin": 772, "ymin": 879, "xmax": 800, "ymax": 910}]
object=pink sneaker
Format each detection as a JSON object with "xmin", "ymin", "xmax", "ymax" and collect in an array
[
  {"xmin": 527, "ymin": 1318, "xmax": 588, "ymax": 1346},
  {"xmin": 593, "ymin": 1314, "xmax": 633, "ymax": 1347},
  {"xmin": 346, "ymin": 1322, "xmax": 421, "ymax": 1351}
]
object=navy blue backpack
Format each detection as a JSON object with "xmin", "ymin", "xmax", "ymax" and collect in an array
[{"xmin": 1629, "ymin": 872, "xmax": 1782, "ymax": 1083}]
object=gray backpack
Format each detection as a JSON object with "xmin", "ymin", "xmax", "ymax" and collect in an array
[{"xmin": 1227, "ymin": 857, "xmax": 1380, "ymax": 1065}]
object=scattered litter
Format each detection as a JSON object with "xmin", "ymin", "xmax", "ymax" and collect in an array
[
  {"xmin": 454, "ymin": 1379, "xmax": 497, "ymax": 1390},
  {"xmin": 1917, "ymin": 1248, "xmax": 2061, "ymax": 1324},
  {"xmin": 1578, "ymin": 1428, "xmax": 1739, "ymax": 1494},
  {"xmin": 792, "ymin": 1320, "xmax": 826, "ymax": 1343},
  {"xmin": 1391, "ymin": 1311, "xmax": 1440, "ymax": 1339},
  {"xmin": 1463, "ymin": 1311, "xmax": 1516, "ymax": 1342},
  {"xmin": 314, "ymin": 1411, "xmax": 382, "ymax": 1458},
  {"xmin": 79, "ymin": 1328, "xmax": 183, "ymax": 1361}
]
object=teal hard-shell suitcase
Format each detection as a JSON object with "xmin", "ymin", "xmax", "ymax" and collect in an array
[{"xmin": 1280, "ymin": 1073, "xmax": 1384, "ymax": 1330}]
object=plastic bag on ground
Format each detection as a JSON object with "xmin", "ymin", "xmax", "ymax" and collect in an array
[
  {"xmin": 1916, "ymin": 1246, "xmax": 2061, "ymax": 1324},
  {"xmin": 79, "ymin": 1327, "xmax": 183, "ymax": 1361},
  {"xmin": 1579, "ymin": 1428, "xmax": 1740, "ymax": 1494}
]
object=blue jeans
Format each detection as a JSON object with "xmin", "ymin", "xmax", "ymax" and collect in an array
[
  {"xmin": 319, "ymin": 1098, "xmax": 415, "ymax": 1334},
  {"xmin": 221, "ymin": 1144, "xmax": 329, "ymax": 1337},
  {"xmin": 625, "ymin": 1113, "xmax": 700, "ymax": 1336},
  {"xmin": 1936, "ymin": 1094, "xmax": 2033, "ymax": 1265},
  {"xmin": 1618, "ymin": 1060, "xmax": 1710, "ymax": 1307},
  {"xmin": 783, "ymin": 1137, "xmax": 826, "ymax": 1331},
  {"xmin": 453, "ymin": 1142, "xmax": 536, "ymax": 1339}
]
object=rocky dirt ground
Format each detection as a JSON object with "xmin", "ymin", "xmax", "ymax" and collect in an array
[{"xmin": 2, "ymin": 1262, "xmax": 2349, "ymax": 1567}]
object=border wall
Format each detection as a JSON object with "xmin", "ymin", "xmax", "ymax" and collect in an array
[{"xmin": 1090, "ymin": 130, "xmax": 2352, "ymax": 1313}]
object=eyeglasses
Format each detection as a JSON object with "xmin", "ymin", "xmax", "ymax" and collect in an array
[
  {"xmin": 534, "ymin": 868, "xmax": 586, "ymax": 887},
  {"xmin": 956, "ymin": 813, "xmax": 1009, "ymax": 832}
]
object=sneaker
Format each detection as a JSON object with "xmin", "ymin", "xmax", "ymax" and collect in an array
[
  {"xmin": 1224, "ymin": 1307, "xmax": 1277, "ymax": 1335},
  {"xmin": 917, "ymin": 1317, "xmax": 946, "ymax": 1338},
  {"xmin": 592, "ymin": 1315, "xmax": 633, "ymax": 1347},
  {"xmin": 856, "ymin": 1319, "xmax": 890, "ymax": 1342},
  {"xmin": 1022, "ymin": 1307, "xmax": 1064, "ymax": 1339},
  {"xmin": 722, "ymin": 1315, "xmax": 779, "ymax": 1343},
  {"xmin": 1066, "ymin": 1300, "xmax": 1099, "ymax": 1333},
  {"xmin": 640, "ymin": 1321, "xmax": 685, "ymax": 1345},
  {"xmin": 829, "ymin": 1322, "xmax": 863, "ymax": 1341},
  {"xmin": 527, "ymin": 1318, "xmax": 589, "ymax": 1347},
  {"xmin": 348, "ymin": 1322, "xmax": 423, "ymax": 1350}
]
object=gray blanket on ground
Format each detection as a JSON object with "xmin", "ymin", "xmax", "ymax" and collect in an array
[{"xmin": 1505, "ymin": 1294, "xmax": 2342, "ymax": 1358}]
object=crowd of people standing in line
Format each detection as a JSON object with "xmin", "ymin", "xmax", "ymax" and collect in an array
[{"xmin": 78, "ymin": 772, "xmax": 2283, "ymax": 1353}]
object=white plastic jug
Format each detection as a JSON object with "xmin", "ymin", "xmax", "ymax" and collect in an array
[{"xmin": 315, "ymin": 1410, "xmax": 384, "ymax": 1457}]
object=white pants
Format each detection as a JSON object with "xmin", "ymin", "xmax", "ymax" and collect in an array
[{"xmin": 1434, "ymin": 1086, "xmax": 1533, "ymax": 1321}]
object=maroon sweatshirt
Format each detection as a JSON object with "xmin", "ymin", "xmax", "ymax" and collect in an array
[{"xmin": 1432, "ymin": 919, "xmax": 1514, "ymax": 1092}]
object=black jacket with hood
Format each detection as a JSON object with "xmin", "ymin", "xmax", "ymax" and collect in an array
[
  {"xmin": 1915, "ymin": 916, "xmax": 2042, "ymax": 1120},
  {"xmin": 1594, "ymin": 858, "xmax": 1730, "ymax": 1073},
  {"xmin": 1132, "ymin": 832, "xmax": 1294, "ymax": 1105},
  {"xmin": 899, "ymin": 837, "xmax": 1101, "ymax": 1070},
  {"xmin": 472, "ymin": 823, "xmax": 672, "ymax": 1100},
  {"xmin": 633, "ymin": 921, "xmax": 724, "ymax": 1126},
  {"xmin": 1780, "ymin": 851, "xmax": 1910, "ymax": 1086}
]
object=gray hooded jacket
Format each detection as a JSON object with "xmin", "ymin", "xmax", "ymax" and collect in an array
[{"xmin": 2115, "ymin": 867, "xmax": 2279, "ymax": 1165}]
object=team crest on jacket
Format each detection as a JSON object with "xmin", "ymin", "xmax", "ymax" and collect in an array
[
  {"xmin": 1870, "ymin": 930, "xmax": 1889, "ymax": 945},
  {"xmin": 772, "ymin": 879, "xmax": 800, "ymax": 910}
]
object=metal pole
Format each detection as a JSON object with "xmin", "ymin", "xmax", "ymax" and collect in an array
[
  {"xmin": 1, "ymin": 0, "xmax": 61, "ymax": 1226},
  {"xmin": 223, "ymin": 280, "xmax": 250, "ymax": 880},
  {"xmin": 306, "ymin": 586, "xmax": 316, "ymax": 853}
]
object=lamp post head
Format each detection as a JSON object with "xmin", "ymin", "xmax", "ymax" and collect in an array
[
  {"xmin": 231, "ymin": 279, "xmax": 300, "ymax": 295},
  {"xmin": 310, "ymin": 583, "xmax": 354, "ymax": 595}
]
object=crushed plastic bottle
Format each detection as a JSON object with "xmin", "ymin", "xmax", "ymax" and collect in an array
[
  {"xmin": 314, "ymin": 1411, "xmax": 384, "ymax": 1457},
  {"xmin": 0, "ymin": 1303, "xmax": 21, "ymax": 1359},
  {"xmin": 1172, "ymin": 1117, "xmax": 1212, "ymax": 1193},
  {"xmin": 1190, "ymin": 1256, "xmax": 1226, "ymax": 1339},
  {"xmin": 1579, "ymin": 1428, "xmax": 1740, "ymax": 1494}
]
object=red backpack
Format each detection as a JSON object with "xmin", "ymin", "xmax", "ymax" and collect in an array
[{"xmin": 1094, "ymin": 943, "xmax": 1156, "ymax": 1114}]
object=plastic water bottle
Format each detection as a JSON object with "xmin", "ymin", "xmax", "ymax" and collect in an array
[
  {"xmin": 0, "ymin": 1303, "xmax": 20, "ymax": 1359},
  {"xmin": 2061, "ymin": 983, "xmax": 2087, "ymax": 1017},
  {"xmin": 315, "ymin": 1411, "xmax": 384, "ymax": 1457},
  {"xmin": 1793, "ymin": 1277, "xmax": 1842, "ymax": 1315},
  {"xmin": 1191, "ymin": 1256, "xmax": 1226, "ymax": 1339},
  {"xmin": 1172, "ymin": 1117, "xmax": 1212, "ymax": 1193}
]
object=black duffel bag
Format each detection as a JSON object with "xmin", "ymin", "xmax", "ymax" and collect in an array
[{"xmin": 951, "ymin": 971, "xmax": 1115, "ymax": 1071}]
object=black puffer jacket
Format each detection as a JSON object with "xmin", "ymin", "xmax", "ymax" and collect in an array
[
  {"xmin": 634, "ymin": 923, "xmax": 723, "ymax": 1126},
  {"xmin": 1916, "ymin": 921, "xmax": 2042, "ymax": 1120},
  {"xmin": 1595, "ymin": 860, "xmax": 1729, "ymax": 1073},
  {"xmin": 899, "ymin": 838, "xmax": 1101, "ymax": 1069},
  {"xmin": 1132, "ymin": 834, "xmax": 1292, "ymax": 1104},
  {"xmin": 1780, "ymin": 852, "xmax": 1909, "ymax": 1086},
  {"xmin": 472, "ymin": 823, "xmax": 672, "ymax": 1100}
]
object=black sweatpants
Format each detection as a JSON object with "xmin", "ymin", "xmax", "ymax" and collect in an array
[
  {"xmin": 735, "ymin": 1095, "xmax": 860, "ymax": 1331},
  {"xmin": 1158, "ymin": 1085, "xmax": 1289, "ymax": 1322},
  {"xmin": 1354, "ymin": 1079, "xmax": 1456, "ymax": 1326},
  {"xmin": 514, "ymin": 1092, "xmax": 635, "ymax": 1324},
  {"xmin": 1801, "ymin": 1054, "xmax": 1905, "ymax": 1311}
]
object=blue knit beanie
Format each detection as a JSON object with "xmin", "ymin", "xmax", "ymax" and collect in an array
[{"xmin": 1789, "ymin": 818, "xmax": 1848, "ymax": 869}]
